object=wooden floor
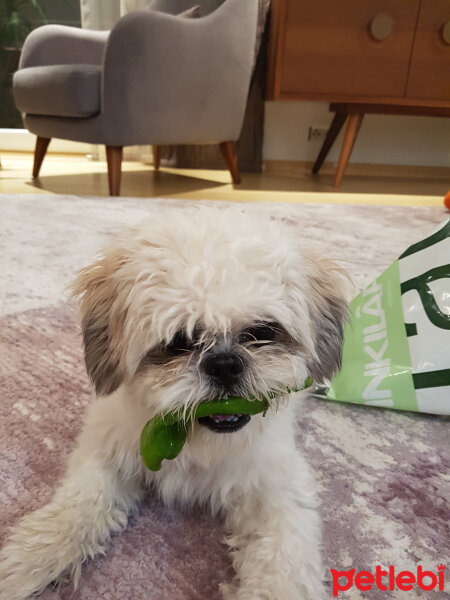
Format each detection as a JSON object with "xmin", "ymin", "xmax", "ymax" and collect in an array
[{"xmin": 0, "ymin": 152, "xmax": 448, "ymax": 206}]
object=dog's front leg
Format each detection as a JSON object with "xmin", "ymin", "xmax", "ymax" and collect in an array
[
  {"xmin": 0, "ymin": 401, "xmax": 143, "ymax": 600},
  {"xmin": 221, "ymin": 460, "xmax": 324, "ymax": 600}
]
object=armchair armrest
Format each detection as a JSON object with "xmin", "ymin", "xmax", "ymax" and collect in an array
[
  {"xmin": 19, "ymin": 25, "xmax": 109, "ymax": 69},
  {"xmin": 102, "ymin": 0, "xmax": 258, "ymax": 146}
]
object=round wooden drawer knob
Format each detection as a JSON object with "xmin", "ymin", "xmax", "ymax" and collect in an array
[
  {"xmin": 441, "ymin": 20, "xmax": 450, "ymax": 45},
  {"xmin": 369, "ymin": 13, "xmax": 395, "ymax": 41}
]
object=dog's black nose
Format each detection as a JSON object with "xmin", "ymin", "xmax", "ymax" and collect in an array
[{"xmin": 202, "ymin": 353, "xmax": 244, "ymax": 387}]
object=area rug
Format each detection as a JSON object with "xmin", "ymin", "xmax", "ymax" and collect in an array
[{"xmin": 1, "ymin": 194, "xmax": 448, "ymax": 600}]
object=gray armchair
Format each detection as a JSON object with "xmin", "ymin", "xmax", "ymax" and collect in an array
[{"xmin": 13, "ymin": 0, "xmax": 258, "ymax": 195}]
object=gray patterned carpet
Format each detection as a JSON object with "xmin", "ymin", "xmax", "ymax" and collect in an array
[{"xmin": 1, "ymin": 194, "xmax": 449, "ymax": 599}]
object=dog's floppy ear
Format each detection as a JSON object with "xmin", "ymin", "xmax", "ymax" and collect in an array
[
  {"xmin": 72, "ymin": 249, "xmax": 127, "ymax": 396},
  {"xmin": 304, "ymin": 255, "xmax": 350, "ymax": 384}
]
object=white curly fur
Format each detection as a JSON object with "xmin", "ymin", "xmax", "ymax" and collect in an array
[{"xmin": 0, "ymin": 205, "xmax": 349, "ymax": 600}]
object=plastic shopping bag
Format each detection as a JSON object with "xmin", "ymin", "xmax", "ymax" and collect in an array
[{"xmin": 314, "ymin": 219, "xmax": 450, "ymax": 415}]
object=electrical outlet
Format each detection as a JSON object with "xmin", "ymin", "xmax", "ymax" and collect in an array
[{"xmin": 308, "ymin": 126, "xmax": 328, "ymax": 142}]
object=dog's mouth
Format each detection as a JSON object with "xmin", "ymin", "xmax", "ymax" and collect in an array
[{"xmin": 197, "ymin": 413, "xmax": 251, "ymax": 433}]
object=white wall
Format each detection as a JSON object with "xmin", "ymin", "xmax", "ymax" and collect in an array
[{"xmin": 263, "ymin": 101, "xmax": 450, "ymax": 167}]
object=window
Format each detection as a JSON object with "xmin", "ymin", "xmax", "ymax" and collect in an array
[{"xmin": 0, "ymin": 0, "xmax": 81, "ymax": 128}]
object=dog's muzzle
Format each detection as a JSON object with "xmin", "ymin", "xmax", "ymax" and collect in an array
[{"xmin": 199, "ymin": 352, "xmax": 250, "ymax": 432}]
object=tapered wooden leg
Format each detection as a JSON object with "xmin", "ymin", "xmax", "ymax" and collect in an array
[
  {"xmin": 153, "ymin": 145, "xmax": 161, "ymax": 170},
  {"xmin": 32, "ymin": 137, "xmax": 51, "ymax": 178},
  {"xmin": 312, "ymin": 113, "xmax": 347, "ymax": 174},
  {"xmin": 219, "ymin": 141, "xmax": 241, "ymax": 184},
  {"xmin": 333, "ymin": 113, "xmax": 364, "ymax": 188},
  {"xmin": 105, "ymin": 145, "xmax": 123, "ymax": 196}
]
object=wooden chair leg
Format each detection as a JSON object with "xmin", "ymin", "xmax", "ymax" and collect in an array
[
  {"xmin": 219, "ymin": 141, "xmax": 241, "ymax": 184},
  {"xmin": 333, "ymin": 113, "xmax": 364, "ymax": 188},
  {"xmin": 153, "ymin": 145, "xmax": 161, "ymax": 170},
  {"xmin": 32, "ymin": 137, "xmax": 51, "ymax": 178},
  {"xmin": 312, "ymin": 113, "xmax": 347, "ymax": 174},
  {"xmin": 105, "ymin": 145, "xmax": 123, "ymax": 196}
]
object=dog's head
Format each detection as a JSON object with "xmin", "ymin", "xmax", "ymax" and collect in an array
[{"xmin": 73, "ymin": 206, "xmax": 348, "ymax": 441}]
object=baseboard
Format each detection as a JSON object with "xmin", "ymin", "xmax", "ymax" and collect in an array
[
  {"xmin": 264, "ymin": 160, "xmax": 450, "ymax": 180},
  {"xmin": 0, "ymin": 130, "xmax": 152, "ymax": 162},
  {"xmin": 0, "ymin": 129, "xmax": 88, "ymax": 154}
]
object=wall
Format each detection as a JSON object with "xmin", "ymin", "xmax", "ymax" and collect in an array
[{"xmin": 263, "ymin": 101, "xmax": 450, "ymax": 167}]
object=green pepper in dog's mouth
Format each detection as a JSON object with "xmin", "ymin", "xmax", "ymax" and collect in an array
[
  {"xmin": 140, "ymin": 395, "xmax": 270, "ymax": 472},
  {"xmin": 140, "ymin": 379, "xmax": 313, "ymax": 471}
]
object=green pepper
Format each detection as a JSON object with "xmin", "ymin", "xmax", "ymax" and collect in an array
[{"xmin": 140, "ymin": 378, "xmax": 313, "ymax": 471}]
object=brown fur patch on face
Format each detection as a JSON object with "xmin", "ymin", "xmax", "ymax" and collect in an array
[
  {"xmin": 303, "ymin": 254, "xmax": 350, "ymax": 383},
  {"xmin": 72, "ymin": 250, "xmax": 127, "ymax": 396},
  {"xmin": 139, "ymin": 345, "xmax": 192, "ymax": 369},
  {"xmin": 237, "ymin": 322, "xmax": 302, "ymax": 363},
  {"xmin": 137, "ymin": 349, "xmax": 195, "ymax": 391},
  {"xmin": 81, "ymin": 313, "xmax": 123, "ymax": 395},
  {"xmin": 138, "ymin": 327, "xmax": 204, "ymax": 370}
]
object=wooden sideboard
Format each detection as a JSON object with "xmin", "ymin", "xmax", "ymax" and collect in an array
[{"xmin": 266, "ymin": 0, "xmax": 450, "ymax": 186}]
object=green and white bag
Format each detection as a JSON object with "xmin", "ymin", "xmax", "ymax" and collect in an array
[{"xmin": 314, "ymin": 219, "xmax": 450, "ymax": 415}]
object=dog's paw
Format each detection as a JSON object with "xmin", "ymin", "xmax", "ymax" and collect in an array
[
  {"xmin": 0, "ymin": 538, "xmax": 78, "ymax": 600},
  {"xmin": 0, "ymin": 552, "xmax": 47, "ymax": 600},
  {"xmin": 219, "ymin": 581, "xmax": 238, "ymax": 600},
  {"xmin": 0, "ymin": 509, "xmax": 84, "ymax": 600}
]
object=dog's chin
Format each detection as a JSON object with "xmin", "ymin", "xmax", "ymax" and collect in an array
[{"xmin": 197, "ymin": 413, "xmax": 251, "ymax": 434}]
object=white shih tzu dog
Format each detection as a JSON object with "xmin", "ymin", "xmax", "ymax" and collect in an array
[{"xmin": 0, "ymin": 206, "xmax": 348, "ymax": 600}]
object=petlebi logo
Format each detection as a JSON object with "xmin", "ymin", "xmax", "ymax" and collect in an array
[{"xmin": 330, "ymin": 564, "xmax": 446, "ymax": 597}]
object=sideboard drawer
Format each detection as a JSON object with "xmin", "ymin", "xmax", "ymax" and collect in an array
[
  {"xmin": 280, "ymin": 0, "xmax": 420, "ymax": 98},
  {"xmin": 406, "ymin": 0, "xmax": 450, "ymax": 101}
]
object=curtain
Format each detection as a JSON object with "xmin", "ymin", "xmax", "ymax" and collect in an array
[{"xmin": 80, "ymin": 1, "xmax": 148, "ymax": 30}]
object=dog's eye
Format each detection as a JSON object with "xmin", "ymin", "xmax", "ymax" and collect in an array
[
  {"xmin": 238, "ymin": 322, "xmax": 281, "ymax": 345},
  {"xmin": 166, "ymin": 331, "xmax": 194, "ymax": 355}
]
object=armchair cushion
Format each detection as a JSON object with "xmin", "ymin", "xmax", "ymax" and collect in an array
[
  {"xmin": 13, "ymin": 64, "xmax": 101, "ymax": 118},
  {"xmin": 18, "ymin": 26, "xmax": 109, "ymax": 69}
]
